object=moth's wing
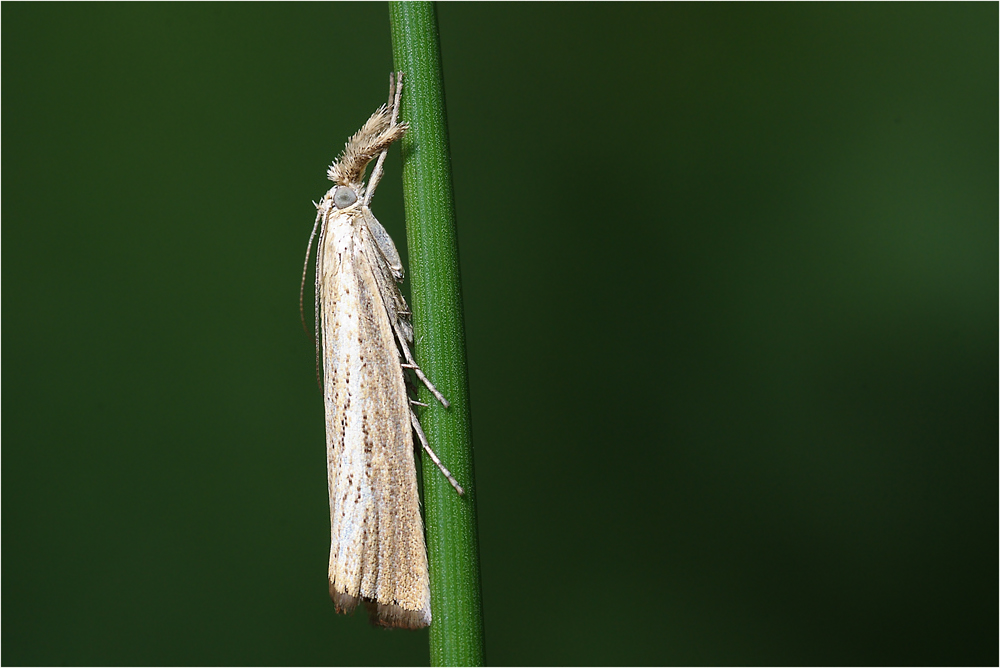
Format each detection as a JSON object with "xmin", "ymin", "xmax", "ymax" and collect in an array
[
  {"xmin": 363, "ymin": 208, "xmax": 404, "ymax": 279},
  {"xmin": 362, "ymin": 208, "xmax": 413, "ymax": 345},
  {"xmin": 319, "ymin": 210, "xmax": 431, "ymax": 629}
]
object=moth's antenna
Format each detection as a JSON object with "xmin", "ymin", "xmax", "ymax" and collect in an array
[
  {"xmin": 300, "ymin": 207, "xmax": 323, "ymax": 342},
  {"xmin": 364, "ymin": 71, "xmax": 405, "ymax": 206},
  {"xmin": 312, "ymin": 214, "xmax": 329, "ymax": 391}
]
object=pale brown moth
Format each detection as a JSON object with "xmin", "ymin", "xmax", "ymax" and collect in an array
[{"xmin": 299, "ymin": 72, "xmax": 463, "ymax": 630}]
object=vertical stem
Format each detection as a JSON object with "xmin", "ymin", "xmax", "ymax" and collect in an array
[{"xmin": 387, "ymin": 3, "xmax": 485, "ymax": 666}]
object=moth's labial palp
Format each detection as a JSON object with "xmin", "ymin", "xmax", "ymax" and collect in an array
[{"xmin": 334, "ymin": 186, "xmax": 358, "ymax": 209}]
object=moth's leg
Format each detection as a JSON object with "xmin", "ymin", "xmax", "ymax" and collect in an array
[
  {"xmin": 385, "ymin": 69, "xmax": 397, "ymax": 109},
  {"xmin": 390, "ymin": 315, "xmax": 450, "ymax": 408},
  {"xmin": 399, "ymin": 346, "xmax": 449, "ymax": 408},
  {"xmin": 402, "ymin": 367, "xmax": 429, "ymax": 407},
  {"xmin": 388, "ymin": 70, "xmax": 404, "ymax": 125},
  {"xmin": 410, "ymin": 409, "xmax": 464, "ymax": 495},
  {"xmin": 364, "ymin": 71, "xmax": 405, "ymax": 206},
  {"xmin": 401, "ymin": 361, "xmax": 449, "ymax": 408}
]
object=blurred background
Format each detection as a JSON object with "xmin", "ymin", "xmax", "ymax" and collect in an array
[{"xmin": 4, "ymin": 3, "xmax": 996, "ymax": 665}]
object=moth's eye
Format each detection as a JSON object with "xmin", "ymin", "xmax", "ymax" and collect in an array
[{"xmin": 334, "ymin": 186, "xmax": 358, "ymax": 209}]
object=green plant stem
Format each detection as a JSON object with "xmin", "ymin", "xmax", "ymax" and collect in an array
[{"xmin": 388, "ymin": 3, "xmax": 485, "ymax": 666}]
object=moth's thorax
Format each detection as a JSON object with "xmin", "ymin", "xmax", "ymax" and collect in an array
[
  {"xmin": 324, "ymin": 206, "xmax": 370, "ymax": 240},
  {"xmin": 319, "ymin": 206, "xmax": 372, "ymax": 286}
]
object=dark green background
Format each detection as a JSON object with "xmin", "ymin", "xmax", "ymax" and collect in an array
[{"xmin": 4, "ymin": 3, "xmax": 996, "ymax": 666}]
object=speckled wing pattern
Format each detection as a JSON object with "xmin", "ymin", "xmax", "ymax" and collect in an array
[
  {"xmin": 317, "ymin": 203, "xmax": 431, "ymax": 630},
  {"xmin": 306, "ymin": 73, "xmax": 461, "ymax": 630}
]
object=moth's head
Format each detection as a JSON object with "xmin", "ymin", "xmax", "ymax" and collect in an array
[{"xmin": 333, "ymin": 185, "xmax": 358, "ymax": 209}]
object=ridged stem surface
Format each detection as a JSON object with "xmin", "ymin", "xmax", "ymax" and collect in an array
[{"xmin": 388, "ymin": 3, "xmax": 485, "ymax": 666}]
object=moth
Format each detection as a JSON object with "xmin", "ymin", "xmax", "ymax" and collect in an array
[{"xmin": 300, "ymin": 72, "xmax": 463, "ymax": 630}]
